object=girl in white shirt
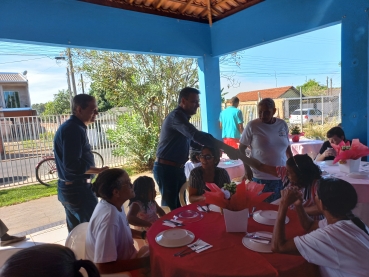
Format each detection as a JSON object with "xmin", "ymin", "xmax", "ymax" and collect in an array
[
  {"xmin": 85, "ymin": 168, "xmax": 150, "ymax": 275},
  {"xmin": 271, "ymin": 178, "xmax": 369, "ymax": 277}
]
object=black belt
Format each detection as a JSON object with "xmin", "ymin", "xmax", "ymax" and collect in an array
[
  {"xmin": 156, "ymin": 158, "xmax": 185, "ymax": 168},
  {"xmin": 62, "ymin": 179, "xmax": 91, "ymax": 185}
]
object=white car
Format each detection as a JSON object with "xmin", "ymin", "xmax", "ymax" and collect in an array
[{"xmin": 289, "ymin": 108, "xmax": 322, "ymax": 124}]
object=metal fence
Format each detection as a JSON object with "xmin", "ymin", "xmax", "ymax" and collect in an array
[
  {"xmin": 0, "ymin": 112, "xmax": 125, "ymax": 188},
  {"xmin": 189, "ymin": 94, "xmax": 341, "ymax": 132}
]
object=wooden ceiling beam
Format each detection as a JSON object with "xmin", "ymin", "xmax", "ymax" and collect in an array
[
  {"xmin": 206, "ymin": 0, "xmax": 213, "ymax": 26},
  {"xmin": 155, "ymin": 0, "xmax": 166, "ymax": 9},
  {"xmin": 179, "ymin": 0, "xmax": 194, "ymax": 13},
  {"xmin": 199, "ymin": 6, "xmax": 219, "ymax": 17}
]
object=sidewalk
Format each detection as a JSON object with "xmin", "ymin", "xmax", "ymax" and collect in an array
[{"xmin": 0, "ymin": 171, "xmax": 155, "ymax": 236}]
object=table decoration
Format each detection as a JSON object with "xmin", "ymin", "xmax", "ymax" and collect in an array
[
  {"xmin": 331, "ymin": 139, "xmax": 369, "ymax": 173},
  {"xmin": 288, "ymin": 125, "xmax": 304, "ymax": 142},
  {"xmin": 204, "ymin": 180, "xmax": 272, "ymax": 232}
]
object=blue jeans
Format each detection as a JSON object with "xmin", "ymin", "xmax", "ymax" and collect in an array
[
  {"xmin": 153, "ymin": 162, "xmax": 186, "ymax": 211},
  {"xmin": 252, "ymin": 178, "xmax": 283, "ymax": 203},
  {"xmin": 57, "ymin": 180, "xmax": 98, "ymax": 232}
]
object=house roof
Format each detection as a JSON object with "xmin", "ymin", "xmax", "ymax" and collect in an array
[
  {"xmin": 81, "ymin": 0, "xmax": 263, "ymax": 24},
  {"xmin": 235, "ymin": 86, "xmax": 297, "ymax": 102},
  {"xmin": 0, "ymin": 73, "xmax": 28, "ymax": 83}
]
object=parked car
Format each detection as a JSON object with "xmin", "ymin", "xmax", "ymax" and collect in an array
[{"xmin": 289, "ymin": 108, "xmax": 322, "ymax": 124}]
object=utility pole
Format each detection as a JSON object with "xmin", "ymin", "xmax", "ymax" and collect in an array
[
  {"xmin": 66, "ymin": 68, "xmax": 73, "ymax": 113},
  {"xmin": 326, "ymin": 76, "xmax": 329, "ymax": 95},
  {"xmin": 274, "ymin": 71, "xmax": 277, "ymax": 87},
  {"xmin": 330, "ymin": 78, "xmax": 332, "ymax": 96},
  {"xmin": 81, "ymin": 74, "xmax": 85, "ymax": 94},
  {"xmin": 67, "ymin": 48, "xmax": 77, "ymax": 96}
]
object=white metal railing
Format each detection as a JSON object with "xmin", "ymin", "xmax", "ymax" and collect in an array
[{"xmin": 0, "ymin": 112, "xmax": 125, "ymax": 188}]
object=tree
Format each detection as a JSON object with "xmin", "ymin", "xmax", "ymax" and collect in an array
[
  {"xmin": 43, "ymin": 90, "xmax": 71, "ymax": 115},
  {"xmin": 296, "ymin": 79, "xmax": 327, "ymax": 96},
  {"xmin": 32, "ymin": 103, "xmax": 46, "ymax": 115},
  {"xmin": 74, "ymin": 50, "xmax": 240, "ymax": 169}
]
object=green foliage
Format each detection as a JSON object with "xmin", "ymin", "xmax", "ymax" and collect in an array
[
  {"xmin": 290, "ymin": 125, "xmax": 301, "ymax": 135},
  {"xmin": 43, "ymin": 89, "xmax": 71, "ymax": 115},
  {"xmin": 296, "ymin": 79, "xmax": 327, "ymax": 96},
  {"xmin": 303, "ymin": 121, "xmax": 339, "ymax": 140},
  {"xmin": 32, "ymin": 103, "xmax": 46, "ymax": 115},
  {"xmin": 107, "ymin": 113, "xmax": 159, "ymax": 170},
  {"xmin": 74, "ymin": 50, "xmax": 199, "ymax": 169}
]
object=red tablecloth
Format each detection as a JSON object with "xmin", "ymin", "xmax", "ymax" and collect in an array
[{"xmin": 147, "ymin": 203, "xmax": 319, "ymax": 277}]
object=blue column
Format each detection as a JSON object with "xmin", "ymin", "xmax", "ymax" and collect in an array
[
  {"xmin": 341, "ymin": 12, "xmax": 369, "ymax": 146},
  {"xmin": 197, "ymin": 55, "xmax": 222, "ymax": 139}
]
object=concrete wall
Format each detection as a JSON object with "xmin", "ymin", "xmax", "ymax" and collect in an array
[{"xmin": 1, "ymin": 85, "xmax": 30, "ymax": 108}]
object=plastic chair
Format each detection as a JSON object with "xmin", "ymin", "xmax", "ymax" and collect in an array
[
  {"xmin": 0, "ymin": 248, "xmax": 23, "ymax": 269},
  {"xmin": 179, "ymin": 181, "xmax": 189, "ymax": 206},
  {"xmin": 65, "ymin": 223, "xmax": 132, "ymax": 277}
]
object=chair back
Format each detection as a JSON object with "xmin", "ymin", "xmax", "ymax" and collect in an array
[
  {"xmin": 179, "ymin": 181, "xmax": 189, "ymax": 206},
  {"xmin": 0, "ymin": 248, "xmax": 23, "ymax": 269},
  {"xmin": 65, "ymin": 222, "xmax": 89, "ymax": 260}
]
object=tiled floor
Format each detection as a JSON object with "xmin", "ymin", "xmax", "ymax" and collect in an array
[{"xmin": 0, "ymin": 223, "xmax": 68, "ymax": 251}]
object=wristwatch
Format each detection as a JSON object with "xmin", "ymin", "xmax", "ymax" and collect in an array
[{"xmin": 141, "ymin": 230, "xmax": 147, "ymax": 239}]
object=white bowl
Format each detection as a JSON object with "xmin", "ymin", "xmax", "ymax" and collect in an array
[
  {"xmin": 155, "ymin": 229, "xmax": 195, "ymax": 248},
  {"xmin": 324, "ymin": 160, "xmax": 337, "ymax": 166}
]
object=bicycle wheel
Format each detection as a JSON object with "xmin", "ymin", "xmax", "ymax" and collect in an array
[
  {"xmin": 35, "ymin": 158, "xmax": 58, "ymax": 186},
  {"xmin": 92, "ymin": 151, "xmax": 104, "ymax": 168}
]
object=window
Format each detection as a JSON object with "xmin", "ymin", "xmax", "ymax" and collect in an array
[
  {"xmin": 315, "ymin": 110, "xmax": 322, "ymax": 115},
  {"xmin": 309, "ymin": 110, "xmax": 316, "ymax": 115},
  {"xmin": 4, "ymin": 91, "xmax": 20, "ymax": 108}
]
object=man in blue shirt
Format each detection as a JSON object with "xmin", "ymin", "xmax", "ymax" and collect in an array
[
  {"xmin": 219, "ymin": 96, "xmax": 244, "ymax": 149},
  {"xmin": 54, "ymin": 95, "xmax": 108, "ymax": 232},
  {"xmin": 154, "ymin": 87, "xmax": 240, "ymax": 210}
]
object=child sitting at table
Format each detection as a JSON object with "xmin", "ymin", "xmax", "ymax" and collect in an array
[
  {"xmin": 127, "ymin": 176, "xmax": 166, "ymax": 230},
  {"xmin": 271, "ymin": 178, "xmax": 369, "ymax": 277},
  {"xmin": 85, "ymin": 168, "xmax": 150, "ymax": 275}
]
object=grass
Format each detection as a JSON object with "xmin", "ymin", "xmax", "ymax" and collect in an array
[
  {"xmin": 0, "ymin": 165, "xmax": 141, "ymax": 207},
  {"xmin": 0, "ymin": 181, "xmax": 58, "ymax": 208}
]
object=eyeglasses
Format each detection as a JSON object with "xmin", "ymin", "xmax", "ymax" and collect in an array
[{"xmin": 199, "ymin": 154, "xmax": 214, "ymax": 160}]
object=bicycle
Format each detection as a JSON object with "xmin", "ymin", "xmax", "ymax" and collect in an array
[{"xmin": 35, "ymin": 151, "xmax": 104, "ymax": 186}]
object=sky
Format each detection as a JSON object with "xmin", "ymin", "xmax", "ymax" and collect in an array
[{"xmin": 0, "ymin": 24, "xmax": 341, "ymax": 105}]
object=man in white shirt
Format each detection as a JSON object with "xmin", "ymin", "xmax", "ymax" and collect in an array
[
  {"xmin": 271, "ymin": 178, "xmax": 369, "ymax": 277},
  {"xmin": 239, "ymin": 98, "xmax": 292, "ymax": 202}
]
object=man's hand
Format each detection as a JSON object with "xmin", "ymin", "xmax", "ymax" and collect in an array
[
  {"xmin": 280, "ymin": 187, "xmax": 302, "ymax": 207},
  {"xmin": 243, "ymin": 165, "xmax": 253, "ymax": 181},
  {"xmin": 324, "ymin": 147, "xmax": 336, "ymax": 158}
]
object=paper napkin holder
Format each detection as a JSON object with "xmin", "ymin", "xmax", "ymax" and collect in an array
[
  {"xmin": 339, "ymin": 159, "xmax": 360, "ymax": 173},
  {"xmin": 223, "ymin": 208, "xmax": 249, "ymax": 232}
]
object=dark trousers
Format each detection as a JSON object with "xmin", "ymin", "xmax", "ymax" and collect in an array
[
  {"xmin": 153, "ymin": 162, "xmax": 186, "ymax": 211},
  {"xmin": 57, "ymin": 180, "xmax": 98, "ymax": 232},
  {"xmin": 252, "ymin": 177, "xmax": 283, "ymax": 203}
]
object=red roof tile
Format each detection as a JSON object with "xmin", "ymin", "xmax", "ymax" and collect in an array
[
  {"xmin": 235, "ymin": 86, "xmax": 295, "ymax": 102},
  {"xmin": 0, "ymin": 73, "xmax": 27, "ymax": 83}
]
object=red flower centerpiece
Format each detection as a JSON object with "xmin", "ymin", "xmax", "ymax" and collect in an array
[
  {"xmin": 289, "ymin": 125, "xmax": 304, "ymax": 142},
  {"xmin": 204, "ymin": 180, "xmax": 272, "ymax": 232},
  {"xmin": 331, "ymin": 139, "xmax": 369, "ymax": 173}
]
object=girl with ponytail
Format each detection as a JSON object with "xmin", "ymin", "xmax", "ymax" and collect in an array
[
  {"xmin": 0, "ymin": 244, "xmax": 100, "ymax": 277},
  {"xmin": 271, "ymin": 178, "xmax": 369, "ymax": 277}
]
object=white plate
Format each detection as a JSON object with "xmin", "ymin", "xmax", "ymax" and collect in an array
[
  {"xmin": 208, "ymin": 204, "xmax": 221, "ymax": 213},
  {"xmin": 155, "ymin": 229, "xmax": 195, "ymax": 248},
  {"xmin": 316, "ymin": 161, "xmax": 337, "ymax": 167},
  {"xmin": 242, "ymin": 231, "xmax": 272, "ymax": 253},
  {"xmin": 347, "ymin": 172, "xmax": 369, "ymax": 179},
  {"xmin": 253, "ymin": 210, "xmax": 289, "ymax": 226}
]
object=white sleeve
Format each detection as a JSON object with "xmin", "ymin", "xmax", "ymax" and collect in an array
[
  {"xmin": 240, "ymin": 122, "xmax": 252, "ymax": 146},
  {"xmin": 294, "ymin": 227, "xmax": 339, "ymax": 269},
  {"xmin": 93, "ymin": 223, "xmax": 119, "ymax": 263},
  {"xmin": 283, "ymin": 121, "xmax": 291, "ymax": 145}
]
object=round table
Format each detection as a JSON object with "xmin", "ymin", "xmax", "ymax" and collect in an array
[
  {"xmin": 147, "ymin": 203, "xmax": 319, "ymax": 277},
  {"xmin": 218, "ymin": 159, "xmax": 245, "ymax": 180},
  {"xmin": 290, "ymin": 138, "xmax": 324, "ymax": 158}
]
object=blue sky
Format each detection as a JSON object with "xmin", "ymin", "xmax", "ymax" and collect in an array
[{"xmin": 0, "ymin": 23, "xmax": 341, "ymax": 104}]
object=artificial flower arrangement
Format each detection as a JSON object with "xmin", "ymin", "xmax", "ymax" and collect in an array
[
  {"xmin": 204, "ymin": 180, "xmax": 272, "ymax": 211},
  {"xmin": 331, "ymin": 139, "xmax": 369, "ymax": 164},
  {"xmin": 289, "ymin": 125, "xmax": 305, "ymax": 142}
]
